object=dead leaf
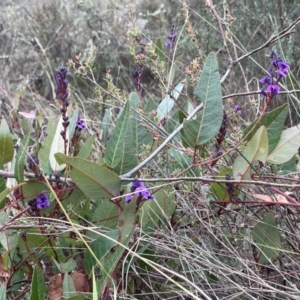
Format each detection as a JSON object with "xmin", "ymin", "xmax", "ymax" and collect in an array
[
  {"xmin": 72, "ymin": 271, "xmax": 91, "ymax": 293},
  {"xmin": 48, "ymin": 274, "xmax": 63, "ymax": 300},
  {"xmin": 253, "ymin": 193, "xmax": 291, "ymax": 204}
]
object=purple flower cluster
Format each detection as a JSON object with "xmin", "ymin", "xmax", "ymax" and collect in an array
[
  {"xmin": 28, "ymin": 193, "xmax": 50, "ymax": 212},
  {"xmin": 76, "ymin": 117, "xmax": 86, "ymax": 131},
  {"xmin": 165, "ymin": 25, "xmax": 176, "ymax": 49},
  {"xmin": 56, "ymin": 66, "xmax": 69, "ymax": 108},
  {"xmin": 27, "ymin": 154, "xmax": 39, "ymax": 172},
  {"xmin": 260, "ymin": 49, "xmax": 289, "ymax": 105},
  {"xmin": 234, "ymin": 104, "xmax": 242, "ymax": 114},
  {"xmin": 125, "ymin": 180, "xmax": 154, "ymax": 203}
]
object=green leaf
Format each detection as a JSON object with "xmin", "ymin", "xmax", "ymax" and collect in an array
[
  {"xmin": 140, "ymin": 185, "xmax": 176, "ymax": 228},
  {"xmin": 0, "ymin": 188, "xmax": 10, "ymax": 209},
  {"xmin": 168, "ymin": 147, "xmax": 199, "ymax": 177},
  {"xmin": 105, "ymin": 101, "xmax": 131, "ymax": 168},
  {"xmin": 155, "ymin": 38, "xmax": 165, "ymax": 63},
  {"xmin": 38, "ymin": 121, "xmax": 57, "ymax": 174},
  {"xmin": 233, "ymin": 126, "xmax": 268, "ymax": 180},
  {"xmin": 95, "ymin": 200, "xmax": 136, "ymax": 292},
  {"xmin": 30, "ymin": 267, "xmax": 46, "ymax": 300},
  {"xmin": 267, "ymin": 125, "xmax": 300, "ymax": 164},
  {"xmin": 129, "ymin": 92, "xmax": 140, "ymax": 109},
  {"xmin": 131, "ymin": 114, "xmax": 152, "ymax": 151},
  {"xmin": 182, "ymin": 53, "xmax": 222, "ymax": 147},
  {"xmin": 210, "ymin": 167, "xmax": 239, "ymax": 200},
  {"xmin": 50, "ymin": 116, "xmax": 69, "ymax": 172},
  {"xmin": 109, "ymin": 101, "xmax": 138, "ymax": 175},
  {"xmin": 22, "ymin": 181, "xmax": 49, "ymax": 201},
  {"xmin": 0, "ymin": 119, "xmax": 14, "ymax": 164},
  {"xmin": 55, "ymin": 153, "xmax": 121, "ymax": 199},
  {"xmin": 145, "ymin": 97, "xmax": 158, "ymax": 113},
  {"xmin": 251, "ymin": 212, "xmax": 281, "ymax": 264},
  {"xmin": 0, "ymin": 286, "xmax": 6, "ymax": 300},
  {"xmin": 68, "ymin": 108, "xmax": 79, "ymax": 141},
  {"xmin": 157, "ymin": 82, "xmax": 184, "ymax": 121},
  {"xmin": 62, "ymin": 274, "xmax": 77, "ymax": 299},
  {"xmin": 84, "ymin": 229, "xmax": 120, "ymax": 274},
  {"xmin": 243, "ymin": 104, "xmax": 289, "ymax": 152},
  {"xmin": 14, "ymin": 126, "xmax": 32, "ymax": 183},
  {"xmin": 77, "ymin": 134, "xmax": 96, "ymax": 159},
  {"xmin": 91, "ymin": 200, "xmax": 121, "ymax": 229},
  {"xmin": 53, "ymin": 258, "xmax": 76, "ymax": 273}
]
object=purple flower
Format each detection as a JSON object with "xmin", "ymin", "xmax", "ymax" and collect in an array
[
  {"xmin": 76, "ymin": 117, "xmax": 86, "ymax": 130},
  {"xmin": 165, "ymin": 25, "xmax": 176, "ymax": 48},
  {"xmin": 260, "ymin": 76, "xmax": 273, "ymax": 85},
  {"xmin": 125, "ymin": 194, "xmax": 134, "ymax": 203},
  {"xmin": 266, "ymin": 84, "xmax": 280, "ymax": 96},
  {"xmin": 125, "ymin": 180, "xmax": 154, "ymax": 203},
  {"xmin": 234, "ymin": 104, "xmax": 242, "ymax": 114},
  {"xmin": 132, "ymin": 180, "xmax": 144, "ymax": 190},
  {"xmin": 277, "ymin": 61, "xmax": 290, "ymax": 70},
  {"xmin": 36, "ymin": 193, "xmax": 50, "ymax": 209},
  {"xmin": 135, "ymin": 186, "xmax": 155, "ymax": 200}
]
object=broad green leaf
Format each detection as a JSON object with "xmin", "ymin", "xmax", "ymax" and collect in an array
[
  {"xmin": 168, "ymin": 54, "xmax": 183, "ymax": 84},
  {"xmin": 140, "ymin": 185, "xmax": 176, "ymax": 228},
  {"xmin": 130, "ymin": 95, "xmax": 152, "ymax": 151},
  {"xmin": 0, "ymin": 119, "xmax": 14, "ymax": 164},
  {"xmin": 22, "ymin": 181, "xmax": 49, "ymax": 201},
  {"xmin": 0, "ymin": 232, "xmax": 18, "ymax": 252},
  {"xmin": 155, "ymin": 38, "xmax": 165, "ymax": 63},
  {"xmin": 98, "ymin": 201, "xmax": 135, "ymax": 292},
  {"xmin": 267, "ymin": 125, "xmax": 300, "ymax": 164},
  {"xmin": 0, "ymin": 158, "xmax": 4, "ymax": 193},
  {"xmin": 129, "ymin": 92, "xmax": 140, "ymax": 109},
  {"xmin": 168, "ymin": 147, "xmax": 199, "ymax": 177},
  {"xmin": 10, "ymin": 269, "xmax": 24, "ymax": 292},
  {"xmin": 157, "ymin": 82, "xmax": 184, "ymax": 121},
  {"xmin": 30, "ymin": 267, "xmax": 46, "ymax": 300},
  {"xmin": 0, "ymin": 188, "xmax": 10, "ymax": 209},
  {"xmin": 233, "ymin": 126, "xmax": 268, "ymax": 180},
  {"xmin": 77, "ymin": 134, "xmax": 96, "ymax": 159},
  {"xmin": 61, "ymin": 187, "xmax": 86, "ymax": 212},
  {"xmin": 145, "ymin": 97, "xmax": 158, "ymax": 113},
  {"xmin": 182, "ymin": 53, "xmax": 222, "ymax": 147},
  {"xmin": 0, "ymin": 286, "xmax": 6, "ymax": 300},
  {"xmin": 278, "ymin": 156, "xmax": 296, "ymax": 175},
  {"xmin": 105, "ymin": 100, "xmax": 131, "ymax": 168},
  {"xmin": 243, "ymin": 104, "xmax": 289, "ymax": 152},
  {"xmin": 84, "ymin": 229, "xmax": 120, "ymax": 274},
  {"xmin": 38, "ymin": 121, "xmax": 56, "ymax": 174},
  {"xmin": 53, "ymin": 258, "xmax": 76, "ymax": 273},
  {"xmin": 210, "ymin": 167, "xmax": 239, "ymax": 200},
  {"xmin": 91, "ymin": 200, "xmax": 121, "ymax": 229},
  {"xmin": 18, "ymin": 228, "xmax": 56, "ymax": 259},
  {"xmin": 50, "ymin": 116, "xmax": 69, "ymax": 172},
  {"xmin": 101, "ymin": 108, "xmax": 112, "ymax": 141},
  {"xmin": 62, "ymin": 274, "xmax": 77, "ymax": 299},
  {"xmin": 68, "ymin": 108, "xmax": 79, "ymax": 141},
  {"xmin": 55, "ymin": 153, "xmax": 121, "ymax": 199},
  {"xmin": 251, "ymin": 212, "xmax": 281, "ymax": 264},
  {"xmin": 14, "ymin": 127, "xmax": 32, "ymax": 183}
]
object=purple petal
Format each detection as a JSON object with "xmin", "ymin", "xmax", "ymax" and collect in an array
[
  {"xmin": 266, "ymin": 84, "xmax": 280, "ymax": 96},
  {"xmin": 125, "ymin": 194, "xmax": 134, "ymax": 203},
  {"xmin": 275, "ymin": 69, "xmax": 288, "ymax": 77},
  {"xmin": 260, "ymin": 77, "xmax": 272, "ymax": 85},
  {"xmin": 278, "ymin": 61, "xmax": 290, "ymax": 69}
]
